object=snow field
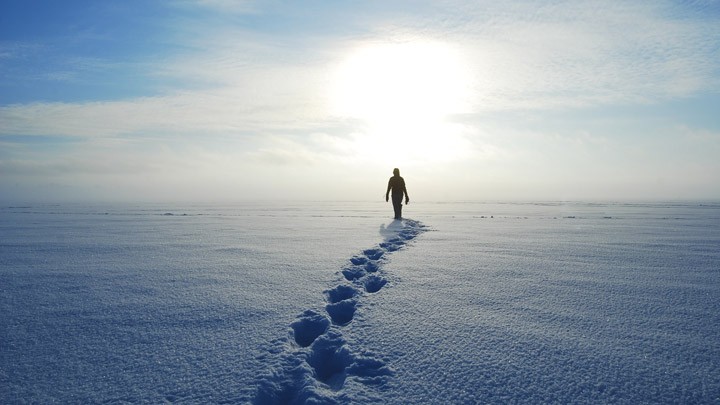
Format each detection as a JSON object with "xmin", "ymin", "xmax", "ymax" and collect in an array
[
  {"xmin": 1, "ymin": 201, "xmax": 719, "ymax": 403},
  {"xmin": 0, "ymin": 203, "xmax": 390, "ymax": 403}
]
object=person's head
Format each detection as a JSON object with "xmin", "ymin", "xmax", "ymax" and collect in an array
[{"xmin": 393, "ymin": 168, "xmax": 400, "ymax": 176}]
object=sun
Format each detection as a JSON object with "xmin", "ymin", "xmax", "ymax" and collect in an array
[{"xmin": 330, "ymin": 41, "xmax": 473, "ymax": 165}]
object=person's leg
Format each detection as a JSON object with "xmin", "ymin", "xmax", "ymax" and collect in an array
[{"xmin": 392, "ymin": 194, "xmax": 403, "ymax": 219}]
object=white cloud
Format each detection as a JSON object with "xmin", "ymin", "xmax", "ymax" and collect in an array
[
  {"xmin": 183, "ymin": 0, "xmax": 259, "ymax": 14},
  {"xmin": 444, "ymin": 1, "xmax": 720, "ymax": 110}
]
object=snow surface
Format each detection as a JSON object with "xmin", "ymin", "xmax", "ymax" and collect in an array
[{"xmin": 1, "ymin": 201, "xmax": 719, "ymax": 403}]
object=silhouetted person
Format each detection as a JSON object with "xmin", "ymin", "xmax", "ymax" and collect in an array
[{"xmin": 385, "ymin": 168, "xmax": 409, "ymax": 219}]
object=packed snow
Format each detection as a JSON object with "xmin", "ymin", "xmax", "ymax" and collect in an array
[{"xmin": 1, "ymin": 201, "xmax": 719, "ymax": 403}]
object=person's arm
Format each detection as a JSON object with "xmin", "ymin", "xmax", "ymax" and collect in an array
[
  {"xmin": 385, "ymin": 179, "xmax": 392, "ymax": 202},
  {"xmin": 404, "ymin": 183, "xmax": 410, "ymax": 204}
]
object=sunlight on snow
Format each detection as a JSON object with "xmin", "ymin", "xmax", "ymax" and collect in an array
[{"xmin": 331, "ymin": 41, "xmax": 475, "ymax": 166}]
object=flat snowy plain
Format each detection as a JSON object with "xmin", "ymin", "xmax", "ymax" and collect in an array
[{"xmin": 1, "ymin": 201, "xmax": 719, "ymax": 404}]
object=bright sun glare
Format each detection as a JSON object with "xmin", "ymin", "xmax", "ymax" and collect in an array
[{"xmin": 331, "ymin": 41, "xmax": 473, "ymax": 166}]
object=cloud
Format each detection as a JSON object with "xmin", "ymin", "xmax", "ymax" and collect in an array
[
  {"xmin": 4, "ymin": 1, "xmax": 718, "ymax": 138},
  {"xmin": 179, "ymin": 0, "xmax": 259, "ymax": 14},
  {"xmin": 444, "ymin": 1, "xmax": 720, "ymax": 110},
  {"xmin": 0, "ymin": 87, "xmax": 332, "ymax": 139},
  {"xmin": 244, "ymin": 131, "xmax": 366, "ymax": 167}
]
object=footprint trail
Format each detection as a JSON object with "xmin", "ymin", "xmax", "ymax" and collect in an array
[{"xmin": 253, "ymin": 219, "xmax": 427, "ymax": 404}]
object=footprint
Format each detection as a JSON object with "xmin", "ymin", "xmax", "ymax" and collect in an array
[
  {"xmin": 399, "ymin": 230, "xmax": 417, "ymax": 240},
  {"xmin": 252, "ymin": 352, "xmax": 312, "ymax": 404},
  {"xmin": 350, "ymin": 256, "xmax": 368, "ymax": 265},
  {"xmin": 325, "ymin": 285, "xmax": 358, "ymax": 304},
  {"xmin": 384, "ymin": 237, "xmax": 406, "ymax": 248},
  {"xmin": 363, "ymin": 275, "xmax": 387, "ymax": 293},
  {"xmin": 379, "ymin": 241, "xmax": 401, "ymax": 252},
  {"xmin": 290, "ymin": 310, "xmax": 330, "ymax": 347},
  {"xmin": 307, "ymin": 330, "xmax": 353, "ymax": 389},
  {"xmin": 326, "ymin": 299, "xmax": 357, "ymax": 325},
  {"xmin": 348, "ymin": 354, "xmax": 393, "ymax": 385},
  {"xmin": 342, "ymin": 266, "xmax": 365, "ymax": 281},
  {"xmin": 363, "ymin": 248, "xmax": 384, "ymax": 260},
  {"xmin": 364, "ymin": 261, "xmax": 379, "ymax": 272}
]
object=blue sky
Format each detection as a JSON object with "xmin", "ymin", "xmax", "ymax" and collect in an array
[{"xmin": 1, "ymin": 0, "xmax": 719, "ymax": 202}]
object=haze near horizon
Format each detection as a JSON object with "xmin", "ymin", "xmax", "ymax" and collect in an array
[{"xmin": 1, "ymin": 1, "xmax": 719, "ymax": 202}]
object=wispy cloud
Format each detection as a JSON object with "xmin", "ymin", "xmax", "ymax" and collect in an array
[
  {"xmin": 179, "ymin": 0, "xmax": 259, "ymax": 14},
  {"xmin": 439, "ymin": 1, "xmax": 720, "ymax": 109}
]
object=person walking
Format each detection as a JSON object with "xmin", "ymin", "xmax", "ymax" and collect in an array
[{"xmin": 385, "ymin": 168, "xmax": 410, "ymax": 219}]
